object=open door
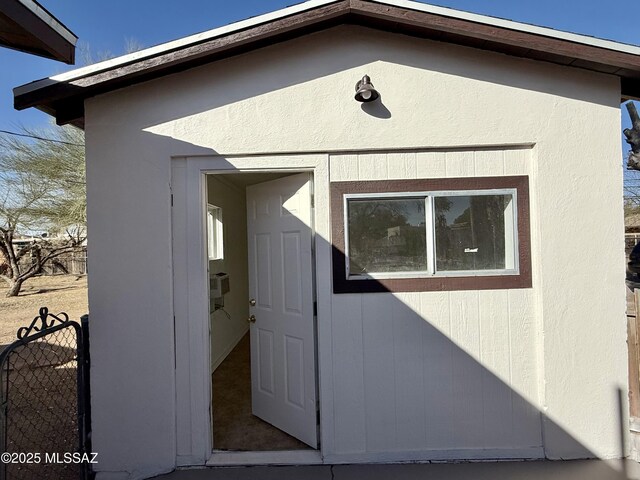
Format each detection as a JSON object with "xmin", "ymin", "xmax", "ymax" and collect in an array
[{"xmin": 246, "ymin": 173, "xmax": 318, "ymax": 448}]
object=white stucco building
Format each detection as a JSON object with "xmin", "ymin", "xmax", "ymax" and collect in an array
[{"xmin": 14, "ymin": 1, "xmax": 640, "ymax": 478}]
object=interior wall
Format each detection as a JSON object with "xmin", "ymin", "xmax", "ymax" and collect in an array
[{"xmin": 207, "ymin": 175, "xmax": 249, "ymax": 372}]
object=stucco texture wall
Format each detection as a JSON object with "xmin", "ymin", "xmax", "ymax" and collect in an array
[{"xmin": 84, "ymin": 25, "xmax": 625, "ymax": 478}]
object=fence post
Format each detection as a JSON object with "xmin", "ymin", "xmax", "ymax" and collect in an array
[
  {"xmin": 80, "ymin": 314, "xmax": 93, "ymax": 479},
  {"xmin": 0, "ymin": 350, "xmax": 7, "ymax": 480}
]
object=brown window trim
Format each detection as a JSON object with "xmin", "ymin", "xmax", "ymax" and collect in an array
[{"xmin": 330, "ymin": 176, "xmax": 532, "ymax": 294}]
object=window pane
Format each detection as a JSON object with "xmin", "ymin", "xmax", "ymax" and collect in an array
[
  {"xmin": 434, "ymin": 194, "xmax": 513, "ymax": 271},
  {"xmin": 347, "ymin": 198, "xmax": 427, "ymax": 274},
  {"xmin": 207, "ymin": 205, "xmax": 223, "ymax": 260}
]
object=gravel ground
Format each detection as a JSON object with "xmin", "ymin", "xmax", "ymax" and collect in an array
[{"xmin": 0, "ymin": 275, "xmax": 88, "ymax": 346}]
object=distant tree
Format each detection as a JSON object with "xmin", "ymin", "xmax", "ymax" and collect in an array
[
  {"xmin": 0, "ymin": 125, "xmax": 85, "ymax": 296},
  {"xmin": 77, "ymin": 37, "xmax": 145, "ymax": 65},
  {"xmin": 626, "ymin": 102, "xmax": 640, "ymax": 171},
  {"xmin": 623, "ymin": 102, "xmax": 640, "ymax": 210},
  {"xmin": 0, "ymin": 39, "xmax": 143, "ymax": 297}
]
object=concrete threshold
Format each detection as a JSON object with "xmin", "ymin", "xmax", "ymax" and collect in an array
[{"xmin": 151, "ymin": 459, "xmax": 640, "ymax": 480}]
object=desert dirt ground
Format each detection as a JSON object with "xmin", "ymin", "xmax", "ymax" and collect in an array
[
  {"xmin": 0, "ymin": 275, "xmax": 87, "ymax": 480},
  {"xmin": 0, "ymin": 275, "xmax": 88, "ymax": 346}
]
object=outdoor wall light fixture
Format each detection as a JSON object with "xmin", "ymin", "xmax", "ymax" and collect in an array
[{"xmin": 354, "ymin": 74, "xmax": 379, "ymax": 102}]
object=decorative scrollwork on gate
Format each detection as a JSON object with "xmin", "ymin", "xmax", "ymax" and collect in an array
[{"xmin": 16, "ymin": 307, "xmax": 70, "ymax": 340}]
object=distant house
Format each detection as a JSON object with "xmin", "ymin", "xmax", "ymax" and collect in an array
[
  {"xmin": 0, "ymin": 0, "xmax": 76, "ymax": 63},
  {"xmin": 13, "ymin": 0, "xmax": 640, "ymax": 478}
]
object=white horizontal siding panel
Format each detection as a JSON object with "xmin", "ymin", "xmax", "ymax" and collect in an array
[
  {"xmin": 445, "ymin": 151, "xmax": 474, "ymax": 177},
  {"xmin": 358, "ymin": 153, "xmax": 387, "ymax": 180},
  {"xmin": 387, "ymin": 152, "xmax": 417, "ymax": 180},
  {"xmin": 504, "ymin": 149, "xmax": 530, "ymax": 175},
  {"xmin": 329, "ymin": 154, "xmax": 358, "ymax": 182},
  {"xmin": 416, "ymin": 152, "xmax": 446, "ymax": 178},
  {"xmin": 474, "ymin": 150, "xmax": 505, "ymax": 177}
]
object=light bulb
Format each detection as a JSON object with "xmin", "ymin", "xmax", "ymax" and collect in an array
[{"xmin": 361, "ymin": 90, "xmax": 372, "ymax": 100}]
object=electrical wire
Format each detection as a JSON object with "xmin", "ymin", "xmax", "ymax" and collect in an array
[{"xmin": 0, "ymin": 130, "xmax": 84, "ymax": 147}]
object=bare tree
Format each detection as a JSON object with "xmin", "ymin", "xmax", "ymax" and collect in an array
[
  {"xmin": 626, "ymin": 102, "xmax": 640, "ymax": 171},
  {"xmin": 77, "ymin": 37, "xmax": 145, "ymax": 65},
  {"xmin": 0, "ymin": 125, "xmax": 85, "ymax": 296}
]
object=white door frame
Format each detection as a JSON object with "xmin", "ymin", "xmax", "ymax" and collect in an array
[{"xmin": 171, "ymin": 154, "xmax": 331, "ymax": 467}]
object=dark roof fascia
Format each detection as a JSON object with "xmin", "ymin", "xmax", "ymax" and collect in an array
[
  {"xmin": 15, "ymin": 0, "xmax": 352, "ymax": 128},
  {"xmin": 14, "ymin": 0, "xmax": 640, "ymax": 127},
  {"xmin": 0, "ymin": 0, "xmax": 77, "ymax": 64}
]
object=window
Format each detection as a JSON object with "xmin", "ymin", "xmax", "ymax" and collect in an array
[
  {"xmin": 331, "ymin": 176, "xmax": 531, "ymax": 293},
  {"xmin": 347, "ymin": 197, "xmax": 428, "ymax": 275},
  {"xmin": 207, "ymin": 204, "xmax": 223, "ymax": 261}
]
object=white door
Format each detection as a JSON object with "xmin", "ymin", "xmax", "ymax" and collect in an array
[{"xmin": 246, "ymin": 173, "xmax": 318, "ymax": 448}]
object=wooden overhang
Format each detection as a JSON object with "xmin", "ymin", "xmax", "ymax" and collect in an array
[
  {"xmin": 0, "ymin": 0, "xmax": 76, "ymax": 64},
  {"xmin": 13, "ymin": 0, "xmax": 640, "ymax": 128}
]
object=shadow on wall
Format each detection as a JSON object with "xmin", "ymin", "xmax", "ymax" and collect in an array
[
  {"xmin": 361, "ymin": 96, "xmax": 391, "ymax": 119},
  {"xmin": 123, "ymin": 25, "xmax": 613, "ymax": 134},
  {"xmin": 329, "ymin": 243, "xmax": 627, "ymax": 465},
  {"xmin": 78, "ymin": 25, "xmax": 626, "ymax": 475},
  {"xmin": 83, "ymin": 128, "xmax": 630, "ymax": 478},
  {"xmin": 206, "ymin": 157, "xmax": 628, "ymax": 469}
]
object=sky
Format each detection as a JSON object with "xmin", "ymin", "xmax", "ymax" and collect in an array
[{"xmin": 0, "ymin": 0, "xmax": 639, "ymax": 159}]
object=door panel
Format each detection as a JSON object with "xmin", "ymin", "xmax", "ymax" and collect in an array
[
  {"xmin": 257, "ymin": 328, "xmax": 275, "ymax": 395},
  {"xmin": 284, "ymin": 335, "xmax": 305, "ymax": 409},
  {"xmin": 255, "ymin": 234, "xmax": 273, "ymax": 309},
  {"xmin": 247, "ymin": 172, "xmax": 318, "ymax": 448},
  {"xmin": 282, "ymin": 232, "xmax": 303, "ymax": 314}
]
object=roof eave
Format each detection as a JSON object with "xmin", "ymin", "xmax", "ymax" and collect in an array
[
  {"xmin": 13, "ymin": 0, "xmax": 640, "ymax": 126},
  {"xmin": 0, "ymin": 0, "xmax": 77, "ymax": 64}
]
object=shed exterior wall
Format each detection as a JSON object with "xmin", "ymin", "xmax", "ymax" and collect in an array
[
  {"xmin": 83, "ymin": 25, "xmax": 625, "ymax": 479},
  {"xmin": 326, "ymin": 149, "xmax": 543, "ymax": 462}
]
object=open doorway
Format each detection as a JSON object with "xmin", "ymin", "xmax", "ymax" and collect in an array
[{"xmin": 206, "ymin": 171, "xmax": 318, "ymax": 452}]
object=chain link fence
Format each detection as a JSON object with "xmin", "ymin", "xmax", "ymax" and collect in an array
[{"xmin": 0, "ymin": 308, "xmax": 90, "ymax": 480}]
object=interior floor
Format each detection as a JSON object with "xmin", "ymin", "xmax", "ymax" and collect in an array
[{"xmin": 212, "ymin": 334, "xmax": 310, "ymax": 451}]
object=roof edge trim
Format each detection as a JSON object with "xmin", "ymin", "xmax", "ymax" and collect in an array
[
  {"xmin": 379, "ymin": 0, "xmax": 640, "ymax": 55},
  {"xmin": 19, "ymin": 0, "xmax": 77, "ymax": 45},
  {"xmin": 15, "ymin": 0, "xmax": 640, "ymax": 97},
  {"xmin": 14, "ymin": 0, "xmax": 340, "ymax": 96}
]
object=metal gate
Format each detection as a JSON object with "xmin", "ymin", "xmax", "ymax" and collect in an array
[{"xmin": 0, "ymin": 307, "xmax": 91, "ymax": 480}]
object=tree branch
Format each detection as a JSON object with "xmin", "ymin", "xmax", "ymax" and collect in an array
[
  {"xmin": 17, "ymin": 244, "xmax": 76, "ymax": 281},
  {"xmin": 625, "ymin": 102, "xmax": 640, "ymax": 170}
]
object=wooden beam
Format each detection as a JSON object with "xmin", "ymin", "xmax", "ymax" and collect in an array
[
  {"xmin": 53, "ymin": 100, "xmax": 84, "ymax": 127},
  {"xmin": 623, "ymin": 77, "xmax": 640, "ymax": 101}
]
